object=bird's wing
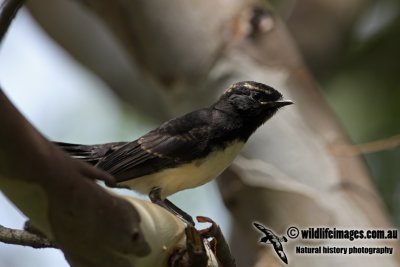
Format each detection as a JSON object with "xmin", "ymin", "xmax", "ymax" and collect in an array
[
  {"xmin": 253, "ymin": 222, "xmax": 265, "ymax": 232},
  {"xmin": 55, "ymin": 141, "xmax": 128, "ymax": 165},
  {"xmin": 273, "ymin": 244, "xmax": 288, "ymax": 264},
  {"xmin": 254, "ymin": 223, "xmax": 274, "ymax": 236},
  {"xmin": 96, "ymin": 109, "xmax": 212, "ymax": 181}
]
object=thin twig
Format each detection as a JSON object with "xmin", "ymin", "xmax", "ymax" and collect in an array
[
  {"xmin": 0, "ymin": 224, "xmax": 56, "ymax": 249},
  {"xmin": 0, "ymin": 0, "xmax": 25, "ymax": 44},
  {"xmin": 330, "ymin": 134, "xmax": 400, "ymax": 156}
]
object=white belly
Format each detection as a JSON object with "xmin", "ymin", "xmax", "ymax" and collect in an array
[{"xmin": 120, "ymin": 141, "xmax": 245, "ymax": 198}]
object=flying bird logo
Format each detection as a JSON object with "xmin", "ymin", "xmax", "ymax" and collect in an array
[{"xmin": 253, "ymin": 222, "xmax": 288, "ymax": 264}]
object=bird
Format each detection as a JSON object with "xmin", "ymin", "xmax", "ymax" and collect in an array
[
  {"xmin": 253, "ymin": 222, "xmax": 288, "ymax": 264},
  {"xmin": 56, "ymin": 81, "xmax": 293, "ymax": 224}
]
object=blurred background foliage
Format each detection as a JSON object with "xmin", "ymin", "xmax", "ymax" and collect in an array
[
  {"xmin": 278, "ymin": 0, "xmax": 400, "ymax": 226},
  {"xmin": 325, "ymin": 3, "xmax": 400, "ymax": 228}
]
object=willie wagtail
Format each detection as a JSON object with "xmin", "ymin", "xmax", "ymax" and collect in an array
[{"xmin": 56, "ymin": 81, "xmax": 293, "ymax": 223}]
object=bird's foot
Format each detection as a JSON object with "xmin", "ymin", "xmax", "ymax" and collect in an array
[
  {"xmin": 169, "ymin": 224, "xmax": 208, "ymax": 267},
  {"xmin": 163, "ymin": 198, "xmax": 196, "ymax": 225},
  {"xmin": 196, "ymin": 216, "xmax": 219, "ymax": 253},
  {"xmin": 197, "ymin": 216, "xmax": 237, "ymax": 267},
  {"xmin": 197, "ymin": 216, "xmax": 219, "ymax": 238},
  {"xmin": 149, "ymin": 187, "xmax": 195, "ymax": 225}
]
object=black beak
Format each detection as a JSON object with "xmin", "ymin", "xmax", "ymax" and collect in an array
[{"xmin": 260, "ymin": 99, "xmax": 294, "ymax": 108}]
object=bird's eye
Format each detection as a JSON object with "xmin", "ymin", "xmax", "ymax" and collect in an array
[{"xmin": 252, "ymin": 92, "xmax": 264, "ymax": 101}]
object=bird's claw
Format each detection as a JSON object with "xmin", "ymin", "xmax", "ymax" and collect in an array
[
  {"xmin": 197, "ymin": 216, "xmax": 237, "ymax": 267},
  {"xmin": 169, "ymin": 224, "xmax": 208, "ymax": 267},
  {"xmin": 197, "ymin": 216, "xmax": 219, "ymax": 238}
]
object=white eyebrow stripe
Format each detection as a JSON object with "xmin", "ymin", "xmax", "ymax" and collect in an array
[
  {"xmin": 223, "ymin": 83, "xmax": 271, "ymax": 95},
  {"xmin": 242, "ymin": 83, "xmax": 256, "ymax": 89},
  {"xmin": 243, "ymin": 83, "xmax": 271, "ymax": 94},
  {"xmin": 223, "ymin": 86, "xmax": 234, "ymax": 94}
]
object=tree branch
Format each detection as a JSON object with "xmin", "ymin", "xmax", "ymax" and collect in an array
[
  {"xmin": 0, "ymin": 0, "xmax": 25, "ymax": 43},
  {"xmin": 0, "ymin": 224, "xmax": 55, "ymax": 248},
  {"xmin": 0, "ymin": 85, "xmax": 223, "ymax": 266},
  {"xmin": 330, "ymin": 134, "xmax": 400, "ymax": 156}
]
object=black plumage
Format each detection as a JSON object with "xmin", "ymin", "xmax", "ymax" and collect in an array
[
  {"xmin": 58, "ymin": 81, "xmax": 289, "ymax": 182},
  {"xmin": 56, "ymin": 81, "xmax": 292, "ymax": 223}
]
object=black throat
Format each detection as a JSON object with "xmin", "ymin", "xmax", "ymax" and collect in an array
[{"xmin": 210, "ymin": 102, "xmax": 269, "ymax": 147}]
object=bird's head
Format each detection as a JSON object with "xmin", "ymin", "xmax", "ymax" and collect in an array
[{"xmin": 218, "ymin": 81, "xmax": 293, "ymax": 122}]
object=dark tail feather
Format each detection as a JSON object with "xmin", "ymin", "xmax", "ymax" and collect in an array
[{"xmin": 54, "ymin": 141, "xmax": 128, "ymax": 165}]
